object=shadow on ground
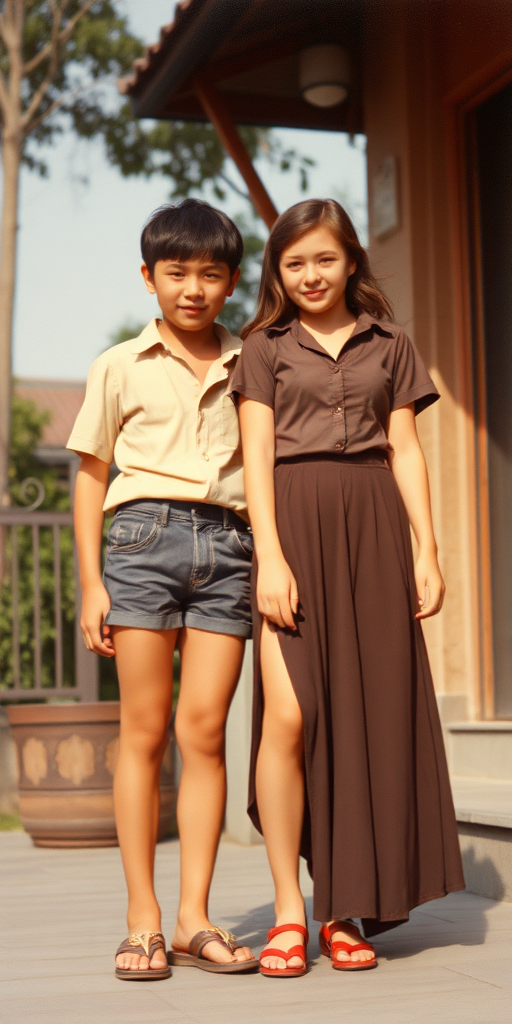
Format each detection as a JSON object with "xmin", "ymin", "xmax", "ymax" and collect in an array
[{"xmin": 229, "ymin": 847, "xmax": 506, "ymax": 964}]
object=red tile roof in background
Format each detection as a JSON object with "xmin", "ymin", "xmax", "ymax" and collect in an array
[
  {"xmin": 15, "ymin": 379, "xmax": 85, "ymax": 449},
  {"xmin": 118, "ymin": 0, "xmax": 192, "ymax": 97}
]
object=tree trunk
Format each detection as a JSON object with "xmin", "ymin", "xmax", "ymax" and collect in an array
[
  {"xmin": 0, "ymin": 129, "xmax": 21, "ymax": 502},
  {"xmin": 0, "ymin": 127, "xmax": 23, "ymax": 580}
]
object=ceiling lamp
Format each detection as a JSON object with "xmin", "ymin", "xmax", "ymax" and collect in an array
[{"xmin": 299, "ymin": 44, "xmax": 351, "ymax": 108}]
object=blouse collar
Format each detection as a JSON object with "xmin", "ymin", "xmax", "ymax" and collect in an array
[{"xmin": 269, "ymin": 312, "xmax": 394, "ymax": 342}]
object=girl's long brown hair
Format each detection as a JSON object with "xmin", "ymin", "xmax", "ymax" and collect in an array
[{"xmin": 241, "ymin": 199, "xmax": 393, "ymax": 339}]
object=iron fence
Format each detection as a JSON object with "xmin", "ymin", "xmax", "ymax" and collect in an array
[{"xmin": 0, "ymin": 498, "xmax": 98, "ymax": 703}]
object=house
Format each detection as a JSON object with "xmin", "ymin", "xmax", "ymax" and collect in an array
[
  {"xmin": 14, "ymin": 378, "xmax": 86, "ymax": 484},
  {"xmin": 119, "ymin": 0, "xmax": 512, "ymax": 900}
]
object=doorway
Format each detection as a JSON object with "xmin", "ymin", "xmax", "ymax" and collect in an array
[{"xmin": 471, "ymin": 79, "xmax": 512, "ymax": 718}]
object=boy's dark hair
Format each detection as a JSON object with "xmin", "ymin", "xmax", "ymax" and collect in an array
[{"xmin": 141, "ymin": 198, "xmax": 243, "ymax": 276}]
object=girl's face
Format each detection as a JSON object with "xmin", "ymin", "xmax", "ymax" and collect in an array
[{"xmin": 279, "ymin": 226, "xmax": 356, "ymax": 315}]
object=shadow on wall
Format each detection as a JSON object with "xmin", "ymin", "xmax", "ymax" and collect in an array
[{"xmin": 459, "ymin": 835, "xmax": 508, "ymax": 903}]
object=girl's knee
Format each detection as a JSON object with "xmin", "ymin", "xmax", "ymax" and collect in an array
[
  {"xmin": 174, "ymin": 705, "xmax": 225, "ymax": 758},
  {"xmin": 263, "ymin": 700, "xmax": 303, "ymax": 750}
]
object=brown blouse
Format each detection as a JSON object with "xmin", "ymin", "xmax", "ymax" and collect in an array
[{"xmin": 229, "ymin": 313, "xmax": 439, "ymax": 460}]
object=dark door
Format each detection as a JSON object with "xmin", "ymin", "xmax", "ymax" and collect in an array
[{"xmin": 475, "ymin": 79, "xmax": 512, "ymax": 717}]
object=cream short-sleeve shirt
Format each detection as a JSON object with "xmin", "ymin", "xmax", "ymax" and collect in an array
[{"xmin": 67, "ymin": 319, "xmax": 247, "ymax": 518}]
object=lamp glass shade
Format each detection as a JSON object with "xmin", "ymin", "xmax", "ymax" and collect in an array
[{"xmin": 299, "ymin": 44, "xmax": 351, "ymax": 108}]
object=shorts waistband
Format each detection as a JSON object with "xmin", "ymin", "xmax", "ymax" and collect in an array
[
  {"xmin": 275, "ymin": 449, "xmax": 390, "ymax": 469},
  {"xmin": 115, "ymin": 499, "xmax": 249, "ymax": 530}
]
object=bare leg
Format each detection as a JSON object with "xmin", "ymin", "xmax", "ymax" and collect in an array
[
  {"xmin": 171, "ymin": 628, "xmax": 253, "ymax": 964},
  {"xmin": 113, "ymin": 626, "xmax": 178, "ymax": 972},
  {"xmin": 257, "ymin": 621, "xmax": 307, "ymax": 971}
]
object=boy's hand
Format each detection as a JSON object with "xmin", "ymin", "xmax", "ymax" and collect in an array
[
  {"xmin": 257, "ymin": 554, "xmax": 299, "ymax": 630},
  {"xmin": 81, "ymin": 582, "xmax": 115, "ymax": 657},
  {"xmin": 415, "ymin": 552, "xmax": 446, "ymax": 619}
]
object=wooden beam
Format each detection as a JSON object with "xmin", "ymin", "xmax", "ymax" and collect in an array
[
  {"xmin": 161, "ymin": 90, "xmax": 356, "ymax": 132},
  {"xmin": 194, "ymin": 77, "xmax": 279, "ymax": 229}
]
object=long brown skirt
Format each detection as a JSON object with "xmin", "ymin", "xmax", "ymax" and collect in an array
[{"xmin": 248, "ymin": 452, "xmax": 465, "ymax": 934}]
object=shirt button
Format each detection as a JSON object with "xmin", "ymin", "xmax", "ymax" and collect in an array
[
  {"xmin": 332, "ymin": 365, "xmax": 340, "ymax": 373},
  {"xmin": 203, "ymin": 453, "xmax": 210, "ymax": 461},
  {"xmin": 335, "ymin": 406, "xmax": 342, "ymax": 413},
  {"xmin": 335, "ymin": 443, "xmax": 342, "ymax": 450}
]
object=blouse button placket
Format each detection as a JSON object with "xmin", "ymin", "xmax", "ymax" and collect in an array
[{"xmin": 330, "ymin": 360, "xmax": 346, "ymax": 451}]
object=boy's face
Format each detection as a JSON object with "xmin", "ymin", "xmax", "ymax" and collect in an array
[{"xmin": 142, "ymin": 257, "xmax": 240, "ymax": 332}]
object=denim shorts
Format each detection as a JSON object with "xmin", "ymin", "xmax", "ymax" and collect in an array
[{"xmin": 103, "ymin": 499, "xmax": 253, "ymax": 638}]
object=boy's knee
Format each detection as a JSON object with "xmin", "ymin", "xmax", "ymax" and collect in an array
[{"xmin": 122, "ymin": 714, "xmax": 169, "ymax": 759}]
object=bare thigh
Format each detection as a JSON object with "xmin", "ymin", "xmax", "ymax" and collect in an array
[
  {"xmin": 260, "ymin": 622, "xmax": 303, "ymax": 742},
  {"xmin": 113, "ymin": 627, "xmax": 177, "ymax": 736},
  {"xmin": 176, "ymin": 628, "xmax": 245, "ymax": 743}
]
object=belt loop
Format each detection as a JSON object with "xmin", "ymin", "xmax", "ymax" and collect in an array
[
  {"xmin": 223, "ymin": 508, "xmax": 229, "ymax": 529},
  {"xmin": 160, "ymin": 503, "xmax": 169, "ymax": 526}
]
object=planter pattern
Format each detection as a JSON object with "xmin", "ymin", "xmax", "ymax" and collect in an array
[{"xmin": 7, "ymin": 702, "xmax": 176, "ymax": 848}]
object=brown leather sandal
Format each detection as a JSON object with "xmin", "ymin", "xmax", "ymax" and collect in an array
[
  {"xmin": 115, "ymin": 931, "xmax": 171, "ymax": 980},
  {"xmin": 319, "ymin": 920, "xmax": 377, "ymax": 971},
  {"xmin": 169, "ymin": 926, "xmax": 259, "ymax": 974}
]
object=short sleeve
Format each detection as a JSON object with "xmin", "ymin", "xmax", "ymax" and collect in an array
[
  {"xmin": 66, "ymin": 354, "xmax": 121, "ymax": 463},
  {"xmin": 391, "ymin": 331, "xmax": 440, "ymax": 414},
  {"xmin": 229, "ymin": 331, "xmax": 275, "ymax": 409}
]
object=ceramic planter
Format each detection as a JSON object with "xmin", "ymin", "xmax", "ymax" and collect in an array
[{"xmin": 6, "ymin": 702, "xmax": 176, "ymax": 847}]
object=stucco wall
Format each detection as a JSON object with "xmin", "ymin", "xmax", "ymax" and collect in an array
[{"xmin": 362, "ymin": 0, "xmax": 512, "ymax": 715}]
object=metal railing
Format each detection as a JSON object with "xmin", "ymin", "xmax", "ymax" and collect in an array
[{"xmin": 0, "ymin": 482, "xmax": 98, "ymax": 703}]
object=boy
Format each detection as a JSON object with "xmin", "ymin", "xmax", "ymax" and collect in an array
[{"xmin": 68, "ymin": 199, "xmax": 257, "ymax": 978}]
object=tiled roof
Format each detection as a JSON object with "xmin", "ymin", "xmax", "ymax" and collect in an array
[
  {"xmin": 15, "ymin": 379, "xmax": 85, "ymax": 450},
  {"xmin": 118, "ymin": 0, "xmax": 195, "ymax": 98}
]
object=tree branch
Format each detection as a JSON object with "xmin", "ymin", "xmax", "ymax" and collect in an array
[
  {"xmin": 23, "ymin": 93, "xmax": 65, "ymax": 135},
  {"xmin": 21, "ymin": 0, "xmax": 97, "ymax": 130},
  {"xmin": 0, "ymin": 69, "xmax": 8, "ymax": 117},
  {"xmin": 218, "ymin": 169, "xmax": 250, "ymax": 202},
  {"xmin": 22, "ymin": 0, "xmax": 74, "ymax": 75}
]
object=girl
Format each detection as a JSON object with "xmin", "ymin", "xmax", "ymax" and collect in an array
[{"xmin": 230, "ymin": 199, "xmax": 464, "ymax": 977}]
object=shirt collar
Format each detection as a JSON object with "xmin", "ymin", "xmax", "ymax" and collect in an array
[
  {"xmin": 129, "ymin": 318, "xmax": 242, "ymax": 362},
  {"xmin": 269, "ymin": 312, "xmax": 394, "ymax": 343}
]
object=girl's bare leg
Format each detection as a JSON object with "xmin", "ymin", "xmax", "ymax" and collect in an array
[
  {"xmin": 113, "ymin": 626, "xmax": 178, "ymax": 972},
  {"xmin": 257, "ymin": 621, "xmax": 307, "ymax": 971},
  {"xmin": 257, "ymin": 625, "xmax": 374, "ymax": 967},
  {"xmin": 171, "ymin": 628, "xmax": 253, "ymax": 964}
]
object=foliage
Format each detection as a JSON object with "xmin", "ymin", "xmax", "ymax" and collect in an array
[
  {"xmin": 0, "ymin": 813, "xmax": 22, "ymax": 830},
  {"xmin": 0, "ymin": 1, "xmax": 314, "ymax": 208},
  {"xmin": 107, "ymin": 319, "xmax": 146, "ymax": 348},
  {"xmin": 0, "ymin": 394, "xmax": 75, "ymax": 693},
  {"xmin": 218, "ymin": 213, "xmax": 265, "ymax": 334}
]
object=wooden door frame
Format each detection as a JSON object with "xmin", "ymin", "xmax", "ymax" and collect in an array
[{"xmin": 444, "ymin": 53, "xmax": 512, "ymax": 719}]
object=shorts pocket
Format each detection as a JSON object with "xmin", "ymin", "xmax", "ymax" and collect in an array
[
  {"xmin": 221, "ymin": 395, "xmax": 241, "ymax": 449},
  {"xmin": 230, "ymin": 528, "xmax": 254, "ymax": 558},
  {"xmin": 108, "ymin": 513, "xmax": 160, "ymax": 553}
]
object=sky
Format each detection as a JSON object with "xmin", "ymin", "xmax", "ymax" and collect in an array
[{"xmin": 10, "ymin": 1, "xmax": 367, "ymax": 382}]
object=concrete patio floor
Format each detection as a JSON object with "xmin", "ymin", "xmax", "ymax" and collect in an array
[{"xmin": 1, "ymin": 831, "xmax": 511, "ymax": 1024}]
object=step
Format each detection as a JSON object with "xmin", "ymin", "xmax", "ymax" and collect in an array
[
  {"xmin": 447, "ymin": 720, "xmax": 512, "ymax": 780},
  {"xmin": 451, "ymin": 775, "xmax": 512, "ymax": 828},
  {"xmin": 451, "ymin": 775, "xmax": 512, "ymax": 902}
]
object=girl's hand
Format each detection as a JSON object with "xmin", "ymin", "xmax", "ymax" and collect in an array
[
  {"xmin": 257, "ymin": 553, "xmax": 299, "ymax": 630},
  {"xmin": 414, "ymin": 552, "xmax": 446, "ymax": 619},
  {"xmin": 81, "ymin": 581, "xmax": 116, "ymax": 656}
]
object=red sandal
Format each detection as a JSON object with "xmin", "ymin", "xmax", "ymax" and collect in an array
[
  {"xmin": 319, "ymin": 920, "xmax": 377, "ymax": 971},
  {"xmin": 259, "ymin": 923, "xmax": 309, "ymax": 978}
]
